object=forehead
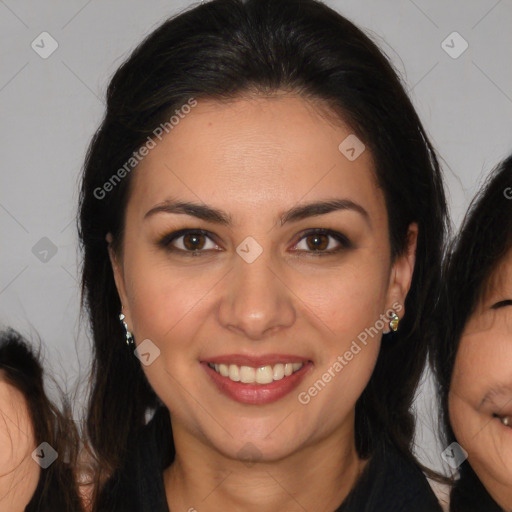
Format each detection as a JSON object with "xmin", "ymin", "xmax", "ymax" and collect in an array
[
  {"xmin": 127, "ymin": 94, "xmax": 385, "ymax": 224},
  {"xmin": 480, "ymin": 250, "xmax": 512, "ymax": 305},
  {"xmin": 462, "ymin": 251, "xmax": 512, "ymax": 335}
]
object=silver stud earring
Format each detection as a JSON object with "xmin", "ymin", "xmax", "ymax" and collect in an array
[{"xmin": 119, "ymin": 312, "xmax": 134, "ymax": 346}]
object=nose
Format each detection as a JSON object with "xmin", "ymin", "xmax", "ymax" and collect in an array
[{"xmin": 217, "ymin": 249, "xmax": 296, "ymax": 340}]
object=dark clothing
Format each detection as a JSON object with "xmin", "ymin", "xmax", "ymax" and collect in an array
[
  {"xmin": 335, "ymin": 440, "xmax": 443, "ymax": 512},
  {"xmin": 450, "ymin": 464, "xmax": 503, "ymax": 512},
  {"xmin": 98, "ymin": 406, "xmax": 443, "ymax": 512},
  {"xmin": 25, "ymin": 464, "xmax": 84, "ymax": 512}
]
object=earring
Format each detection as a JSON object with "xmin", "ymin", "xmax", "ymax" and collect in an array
[
  {"xmin": 119, "ymin": 312, "xmax": 135, "ymax": 346},
  {"xmin": 389, "ymin": 311, "xmax": 400, "ymax": 332}
]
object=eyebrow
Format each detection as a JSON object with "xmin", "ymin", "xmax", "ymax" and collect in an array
[{"xmin": 144, "ymin": 198, "xmax": 371, "ymax": 227}]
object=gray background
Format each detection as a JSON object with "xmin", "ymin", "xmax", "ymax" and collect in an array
[{"xmin": 1, "ymin": 0, "xmax": 511, "ymax": 475}]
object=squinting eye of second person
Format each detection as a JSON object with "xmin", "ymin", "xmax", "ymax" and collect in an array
[{"xmin": 491, "ymin": 299, "xmax": 512, "ymax": 309}]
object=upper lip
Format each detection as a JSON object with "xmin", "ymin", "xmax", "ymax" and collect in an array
[
  {"xmin": 202, "ymin": 354, "xmax": 310, "ymax": 367},
  {"xmin": 494, "ymin": 411, "xmax": 512, "ymax": 419}
]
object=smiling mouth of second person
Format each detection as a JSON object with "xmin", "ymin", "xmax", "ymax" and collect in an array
[{"xmin": 494, "ymin": 414, "xmax": 512, "ymax": 427}]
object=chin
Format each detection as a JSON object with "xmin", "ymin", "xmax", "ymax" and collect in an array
[
  {"xmin": 203, "ymin": 416, "xmax": 313, "ymax": 463},
  {"xmin": 218, "ymin": 435, "xmax": 303, "ymax": 464}
]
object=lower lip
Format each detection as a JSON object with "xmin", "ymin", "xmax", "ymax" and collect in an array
[{"xmin": 202, "ymin": 362, "xmax": 313, "ymax": 405}]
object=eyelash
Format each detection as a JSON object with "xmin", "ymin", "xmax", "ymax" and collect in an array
[{"xmin": 157, "ymin": 228, "xmax": 352, "ymax": 257}]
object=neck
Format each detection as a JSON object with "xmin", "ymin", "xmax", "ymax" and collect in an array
[{"xmin": 164, "ymin": 418, "xmax": 366, "ymax": 512}]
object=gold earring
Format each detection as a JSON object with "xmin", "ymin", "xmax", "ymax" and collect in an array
[{"xmin": 389, "ymin": 311, "xmax": 400, "ymax": 332}]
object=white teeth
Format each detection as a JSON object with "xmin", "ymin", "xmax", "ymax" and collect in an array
[
  {"xmin": 228, "ymin": 364, "xmax": 240, "ymax": 381},
  {"xmin": 240, "ymin": 366, "xmax": 256, "ymax": 383},
  {"xmin": 500, "ymin": 416, "xmax": 511, "ymax": 427},
  {"xmin": 273, "ymin": 363, "xmax": 285, "ymax": 381},
  {"xmin": 256, "ymin": 366, "xmax": 274, "ymax": 384},
  {"xmin": 208, "ymin": 361, "xmax": 305, "ymax": 384}
]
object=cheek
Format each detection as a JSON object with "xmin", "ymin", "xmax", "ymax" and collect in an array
[
  {"xmin": 449, "ymin": 333, "xmax": 512, "ymax": 479},
  {"xmin": 301, "ymin": 256, "xmax": 390, "ymax": 341},
  {"xmin": 448, "ymin": 391, "xmax": 474, "ymax": 446},
  {"xmin": 294, "ymin": 258, "xmax": 388, "ymax": 403},
  {"xmin": 448, "ymin": 342, "xmax": 486, "ymax": 443},
  {"xmin": 0, "ymin": 386, "xmax": 36, "ymax": 473},
  {"xmin": 450, "ymin": 331, "xmax": 510, "ymax": 420},
  {"xmin": 124, "ymin": 253, "xmax": 218, "ymax": 340}
]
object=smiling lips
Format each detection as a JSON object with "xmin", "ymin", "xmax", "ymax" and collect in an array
[{"xmin": 202, "ymin": 355, "xmax": 312, "ymax": 405}]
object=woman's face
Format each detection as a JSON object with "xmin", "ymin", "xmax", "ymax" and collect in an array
[
  {"xmin": 449, "ymin": 251, "xmax": 512, "ymax": 509},
  {"xmin": 109, "ymin": 93, "xmax": 416, "ymax": 463},
  {"xmin": 0, "ymin": 377, "xmax": 40, "ymax": 511}
]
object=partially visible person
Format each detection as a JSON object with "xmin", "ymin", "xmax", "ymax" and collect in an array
[
  {"xmin": 0, "ymin": 327, "xmax": 84, "ymax": 511},
  {"xmin": 433, "ymin": 154, "xmax": 512, "ymax": 511},
  {"xmin": 0, "ymin": 355, "xmax": 38, "ymax": 511}
]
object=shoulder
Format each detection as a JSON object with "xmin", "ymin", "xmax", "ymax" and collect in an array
[
  {"xmin": 338, "ymin": 440, "xmax": 444, "ymax": 512},
  {"xmin": 383, "ymin": 443, "xmax": 444, "ymax": 512}
]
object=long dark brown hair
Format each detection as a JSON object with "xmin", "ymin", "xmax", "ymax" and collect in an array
[
  {"xmin": 432, "ymin": 153, "xmax": 512, "ymax": 511},
  {"xmin": 0, "ymin": 327, "xmax": 83, "ymax": 511},
  {"xmin": 77, "ymin": 0, "xmax": 449, "ymax": 505}
]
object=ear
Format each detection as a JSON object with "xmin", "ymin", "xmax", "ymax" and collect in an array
[
  {"xmin": 106, "ymin": 232, "xmax": 132, "ymax": 326},
  {"xmin": 385, "ymin": 222, "xmax": 418, "ymax": 321}
]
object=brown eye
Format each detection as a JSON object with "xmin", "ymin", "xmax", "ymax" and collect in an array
[
  {"xmin": 294, "ymin": 229, "xmax": 352, "ymax": 255},
  {"xmin": 182, "ymin": 232, "xmax": 206, "ymax": 250},
  {"xmin": 304, "ymin": 234, "xmax": 329, "ymax": 251},
  {"xmin": 158, "ymin": 229, "xmax": 220, "ymax": 255}
]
